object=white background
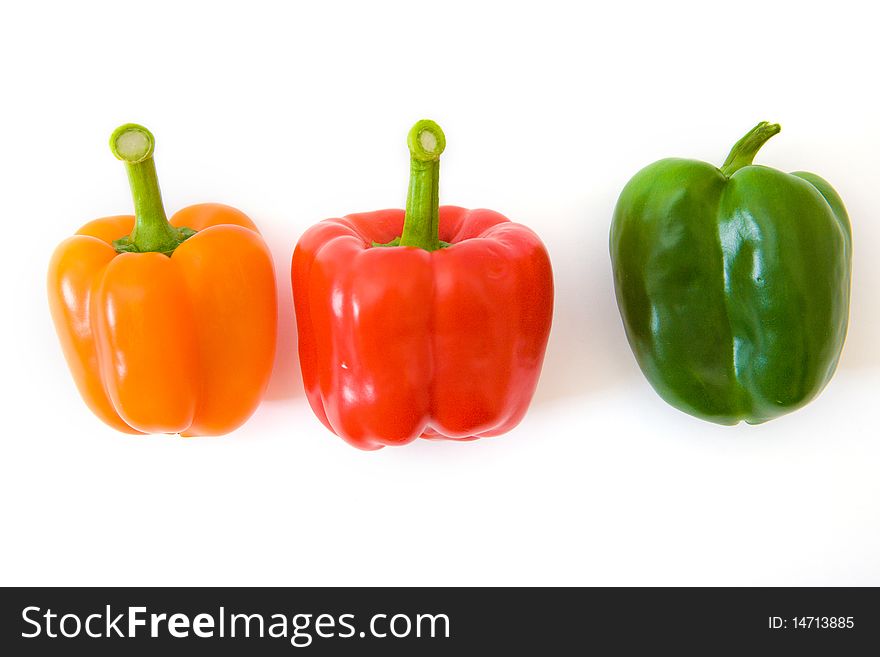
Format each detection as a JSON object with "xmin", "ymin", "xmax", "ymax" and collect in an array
[{"xmin": 1, "ymin": 0, "xmax": 877, "ymax": 586}]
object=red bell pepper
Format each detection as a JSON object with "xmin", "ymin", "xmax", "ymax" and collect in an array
[{"xmin": 292, "ymin": 120, "xmax": 553, "ymax": 449}]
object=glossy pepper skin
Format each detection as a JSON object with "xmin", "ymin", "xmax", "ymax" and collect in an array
[
  {"xmin": 48, "ymin": 125, "xmax": 277, "ymax": 436},
  {"xmin": 610, "ymin": 122, "xmax": 852, "ymax": 425},
  {"xmin": 292, "ymin": 121, "xmax": 553, "ymax": 449}
]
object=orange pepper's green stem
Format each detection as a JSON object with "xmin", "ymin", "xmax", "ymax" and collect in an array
[
  {"xmin": 397, "ymin": 119, "xmax": 448, "ymax": 251},
  {"xmin": 720, "ymin": 121, "xmax": 781, "ymax": 177},
  {"xmin": 110, "ymin": 124, "xmax": 195, "ymax": 256}
]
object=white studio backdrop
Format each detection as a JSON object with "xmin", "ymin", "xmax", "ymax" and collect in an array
[{"xmin": 0, "ymin": 0, "xmax": 877, "ymax": 586}]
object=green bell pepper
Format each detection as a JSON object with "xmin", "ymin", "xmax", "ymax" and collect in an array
[{"xmin": 610, "ymin": 122, "xmax": 852, "ymax": 425}]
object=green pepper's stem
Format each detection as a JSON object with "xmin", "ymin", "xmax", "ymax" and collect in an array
[
  {"xmin": 109, "ymin": 124, "xmax": 195, "ymax": 256},
  {"xmin": 720, "ymin": 121, "xmax": 781, "ymax": 177},
  {"xmin": 397, "ymin": 119, "xmax": 447, "ymax": 251}
]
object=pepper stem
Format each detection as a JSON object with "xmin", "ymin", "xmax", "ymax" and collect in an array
[
  {"xmin": 396, "ymin": 119, "xmax": 447, "ymax": 251},
  {"xmin": 110, "ymin": 124, "xmax": 195, "ymax": 256},
  {"xmin": 720, "ymin": 121, "xmax": 781, "ymax": 177}
]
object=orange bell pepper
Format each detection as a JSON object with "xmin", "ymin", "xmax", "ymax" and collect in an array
[{"xmin": 48, "ymin": 124, "xmax": 277, "ymax": 436}]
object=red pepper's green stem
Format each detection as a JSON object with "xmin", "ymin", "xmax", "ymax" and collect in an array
[
  {"xmin": 720, "ymin": 121, "xmax": 781, "ymax": 177},
  {"xmin": 398, "ymin": 119, "xmax": 447, "ymax": 251},
  {"xmin": 109, "ymin": 124, "xmax": 195, "ymax": 256}
]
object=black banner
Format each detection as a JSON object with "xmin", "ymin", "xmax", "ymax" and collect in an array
[{"xmin": 1, "ymin": 587, "xmax": 877, "ymax": 654}]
